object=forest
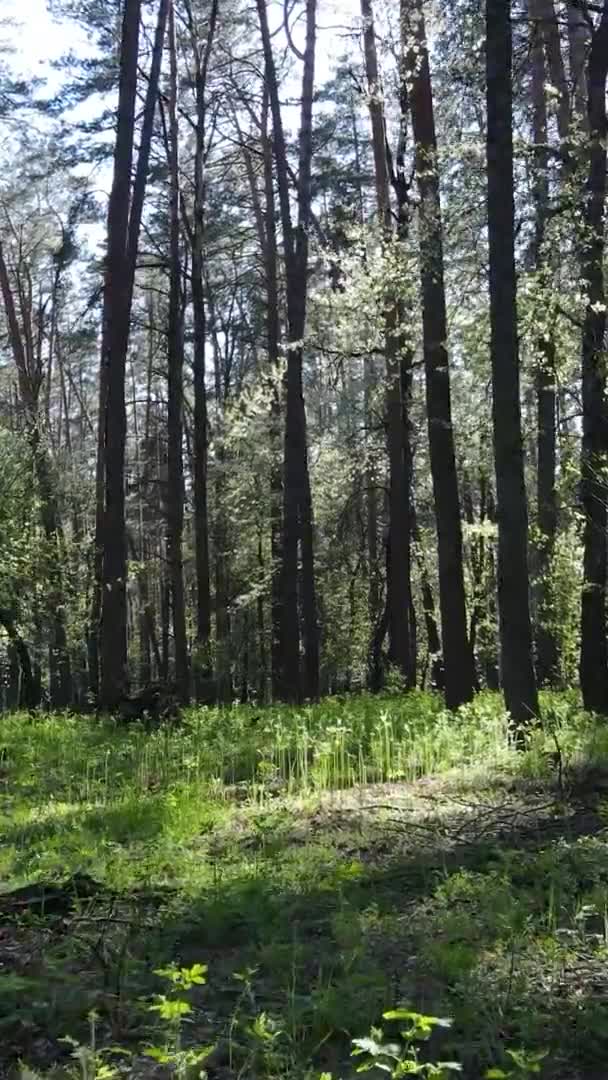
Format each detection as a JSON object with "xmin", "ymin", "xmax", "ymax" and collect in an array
[{"xmin": 2, "ymin": 0, "xmax": 608, "ymax": 1076}]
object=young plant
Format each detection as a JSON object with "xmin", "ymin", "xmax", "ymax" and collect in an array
[
  {"xmin": 352, "ymin": 1009, "xmax": 462, "ymax": 1078},
  {"xmin": 58, "ymin": 1011, "xmax": 121, "ymax": 1080},
  {"xmin": 145, "ymin": 962, "xmax": 213, "ymax": 1079},
  {"xmin": 486, "ymin": 1048, "xmax": 548, "ymax": 1079}
]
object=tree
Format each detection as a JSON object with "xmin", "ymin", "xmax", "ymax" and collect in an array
[
  {"xmin": 256, "ymin": 0, "xmax": 320, "ymax": 701},
  {"xmin": 404, "ymin": 0, "xmax": 474, "ymax": 708},
  {"xmin": 528, "ymin": 0, "xmax": 561, "ymax": 685},
  {"xmin": 486, "ymin": 0, "xmax": 539, "ymax": 727},
  {"xmin": 182, "ymin": 0, "xmax": 218, "ymax": 700},
  {"xmin": 360, "ymin": 0, "xmax": 414, "ymax": 688},
  {"xmin": 97, "ymin": 0, "xmax": 168, "ymax": 709},
  {"xmin": 164, "ymin": 0, "xmax": 189, "ymax": 702},
  {"xmin": 579, "ymin": 2, "xmax": 608, "ymax": 714}
]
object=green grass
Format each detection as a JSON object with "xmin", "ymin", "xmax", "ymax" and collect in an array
[{"xmin": 2, "ymin": 691, "xmax": 608, "ymax": 1078}]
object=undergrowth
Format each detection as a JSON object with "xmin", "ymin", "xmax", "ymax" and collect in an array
[{"xmin": 1, "ymin": 690, "xmax": 608, "ymax": 1079}]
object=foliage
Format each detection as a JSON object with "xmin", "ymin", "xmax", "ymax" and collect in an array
[
  {"xmin": 0, "ymin": 428, "xmax": 36, "ymax": 615},
  {"xmin": 352, "ymin": 1009, "xmax": 461, "ymax": 1078}
]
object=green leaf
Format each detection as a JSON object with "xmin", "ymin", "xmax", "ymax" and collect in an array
[
  {"xmin": 143, "ymin": 1047, "xmax": 171, "ymax": 1063},
  {"xmin": 149, "ymin": 998, "xmax": 192, "ymax": 1020},
  {"xmin": 384, "ymin": 1010, "xmax": 452, "ymax": 1030}
]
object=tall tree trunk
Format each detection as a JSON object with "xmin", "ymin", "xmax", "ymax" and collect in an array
[
  {"xmin": 462, "ymin": 469, "xmax": 482, "ymax": 689},
  {"xmin": 256, "ymin": 522, "xmax": 268, "ymax": 701},
  {"xmin": 260, "ymin": 86, "xmax": 284, "ymax": 700},
  {"xmin": 256, "ymin": 0, "xmax": 319, "ymax": 701},
  {"xmin": 98, "ymin": 0, "xmax": 168, "ymax": 709},
  {"xmin": 186, "ymin": 0, "xmax": 217, "ymax": 701},
  {"xmin": 356, "ymin": 79, "xmax": 381, "ymax": 683},
  {"xmin": 404, "ymin": 0, "xmax": 474, "ymax": 708},
  {"xmin": 486, "ymin": 0, "xmax": 539, "ymax": 728},
  {"xmin": 529, "ymin": 0, "xmax": 560, "ymax": 686},
  {"xmin": 364, "ymin": 352, "xmax": 381, "ymax": 680},
  {"xmin": 361, "ymin": 0, "xmax": 413, "ymax": 686},
  {"xmin": 214, "ymin": 423, "xmax": 231, "ymax": 704},
  {"xmin": 579, "ymin": 4, "xmax": 608, "ymax": 714},
  {"xmin": 98, "ymin": 0, "xmax": 141, "ymax": 708},
  {"xmin": 165, "ymin": 0, "xmax": 189, "ymax": 702}
]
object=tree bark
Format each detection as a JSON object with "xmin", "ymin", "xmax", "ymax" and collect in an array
[
  {"xmin": 529, "ymin": 0, "xmax": 560, "ymax": 685},
  {"xmin": 486, "ymin": 0, "xmax": 539, "ymax": 728},
  {"xmin": 567, "ymin": 1, "xmax": 590, "ymax": 131},
  {"xmin": 296, "ymin": 0, "xmax": 320, "ymax": 701},
  {"xmin": 210, "ymin": 322, "xmax": 232, "ymax": 705},
  {"xmin": 260, "ymin": 86, "xmax": 284, "ymax": 700},
  {"xmin": 404, "ymin": 0, "xmax": 474, "ymax": 708},
  {"xmin": 98, "ymin": 0, "xmax": 168, "ymax": 709},
  {"xmin": 256, "ymin": 0, "xmax": 319, "ymax": 701},
  {"xmin": 165, "ymin": 0, "xmax": 189, "ymax": 702},
  {"xmin": 533, "ymin": 0, "xmax": 570, "ymax": 143},
  {"xmin": 579, "ymin": 3, "xmax": 608, "ymax": 714},
  {"xmin": 361, "ymin": 0, "xmax": 413, "ymax": 686},
  {"xmin": 98, "ymin": 0, "xmax": 141, "ymax": 709},
  {"xmin": 185, "ymin": 0, "xmax": 217, "ymax": 700}
]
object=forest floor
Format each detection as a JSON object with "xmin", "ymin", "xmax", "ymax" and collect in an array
[{"xmin": 2, "ymin": 692, "xmax": 608, "ymax": 1079}]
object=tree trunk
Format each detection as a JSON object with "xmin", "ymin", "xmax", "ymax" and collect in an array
[
  {"xmin": 160, "ymin": 573, "xmax": 170, "ymax": 683},
  {"xmin": 6, "ymin": 643, "xmax": 20, "ymax": 711},
  {"xmin": 567, "ymin": 1, "xmax": 590, "ymax": 131},
  {"xmin": 486, "ymin": 0, "xmax": 539, "ymax": 728},
  {"xmin": 529, "ymin": 0, "xmax": 560, "ymax": 686},
  {"xmin": 405, "ymin": 0, "xmax": 474, "ymax": 708},
  {"xmin": 98, "ymin": 0, "xmax": 141, "ymax": 708},
  {"xmin": 412, "ymin": 504, "xmax": 444, "ymax": 691},
  {"xmin": 98, "ymin": 0, "xmax": 168, "ymax": 709},
  {"xmin": 256, "ymin": 524, "xmax": 268, "ymax": 701},
  {"xmin": 294, "ymin": 0, "xmax": 320, "ymax": 701},
  {"xmin": 214, "ymin": 440, "xmax": 232, "ymax": 704},
  {"xmin": 0, "ymin": 608, "xmax": 37, "ymax": 710},
  {"xmin": 579, "ymin": 4, "xmax": 608, "ymax": 714},
  {"xmin": 260, "ymin": 86, "xmax": 284, "ymax": 701},
  {"xmin": 256, "ymin": 0, "xmax": 319, "ymax": 702},
  {"xmin": 361, "ymin": 0, "xmax": 413, "ymax": 686},
  {"xmin": 186, "ymin": 0, "xmax": 217, "ymax": 701},
  {"xmin": 165, "ymin": 0, "xmax": 189, "ymax": 702},
  {"xmin": 533, "ymin": 0, "xmax": 570, "ymax": 143}
]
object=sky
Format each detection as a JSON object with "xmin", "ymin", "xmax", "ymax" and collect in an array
[
  {"xmin": 2, "ymin": 0, "xmax": 359, "ymax": 240},
  {"xmin": 4, "ymin": 0, "xmax": 88, "ymax": 85},
  {"xmin": 5, "ymin": 0, "xmax": 357, "ymax": 86}
]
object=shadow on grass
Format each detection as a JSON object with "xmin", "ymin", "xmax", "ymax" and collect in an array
[
  {"xmin": 4, "ymin": 778, "xmax": 608, "ymax": 1079},
  {"xmin": 146, "ymin": 786, "xmax": 608, "ymax": 1078}
]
